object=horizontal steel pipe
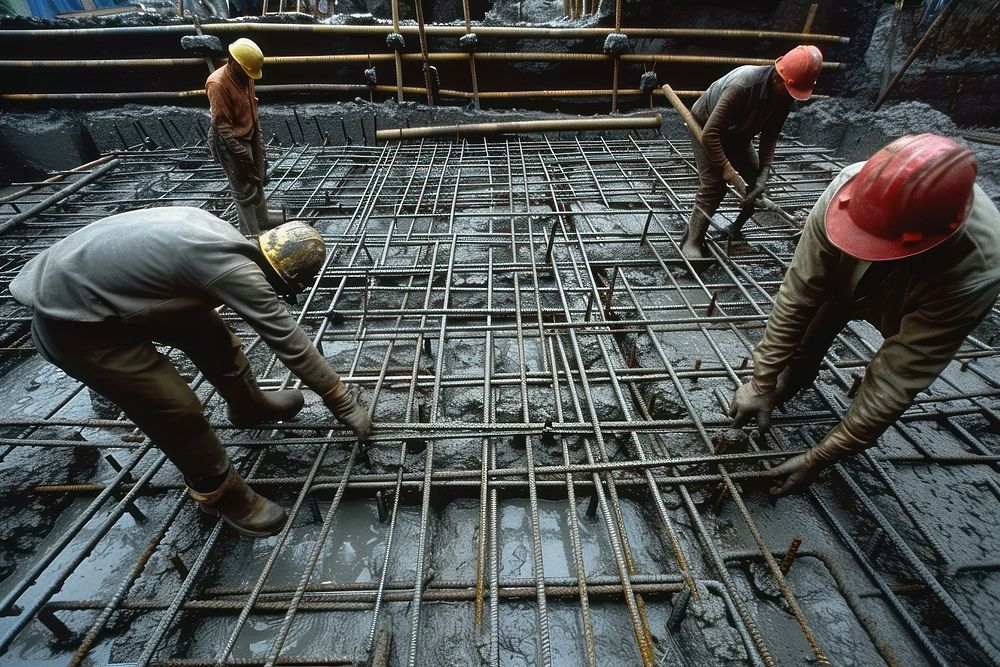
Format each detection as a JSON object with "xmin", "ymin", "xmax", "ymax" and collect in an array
[
  {"xmin": 0, "ymin": 52, "xmax": 841, "ymax": 68},
  {"xmin": 0, "ymin": 154, "xmax": 116, "ymax": 204},
  {"xmin": 0, "ymin": 158, "xmax": 121, "ymax": 234},
  {"xmin": 377, "ymin": 114, "xmax": 662, "ymax": 141},
  {"xmin": 0, "ymin": 23, "xmax": 850, "ymax": 43}
]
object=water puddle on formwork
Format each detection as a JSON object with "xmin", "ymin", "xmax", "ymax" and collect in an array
[{"xmin": 1, "ymin": 139, "xmax": 998, "ymax": 665}]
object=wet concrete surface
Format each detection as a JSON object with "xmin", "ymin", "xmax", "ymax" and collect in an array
[{"xmin": 1, "ymin": 101, "xmax": 1000, "ymax": 665}]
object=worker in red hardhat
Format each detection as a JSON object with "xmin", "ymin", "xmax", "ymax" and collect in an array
[
  {"xmin": 729, "ymin": 134, "xmax": 1000, "ymax": 495},
  {"xmin": 681, "ymin": 44, "xmax": 824, "ymax": 260},
  {"xmin": 206, "ymin": 38, "xmax": 282, "ymax": 237}
]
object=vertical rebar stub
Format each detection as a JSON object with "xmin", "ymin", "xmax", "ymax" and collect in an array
[{"xmin": 780, "ymin": 537, "xmax": 803, "ymax": 575}]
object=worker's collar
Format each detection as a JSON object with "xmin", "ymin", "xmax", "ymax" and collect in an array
[
  {"xmin": 759, "ymin": 66, "xmax": 776, "ymax": 100},
  {"xmin": 252, "ymin": 249, "xmax": 299, "ymax": 305},
  {"xmin": 226, "ymin": 62, "xmax": 251, "ymax": 91}
]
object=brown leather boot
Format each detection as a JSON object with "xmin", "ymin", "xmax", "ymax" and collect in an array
[
  {"xmin": 222, "ymin": 369, "xmax": 304, "ymax": 428},
  {"xmin": 187, "ymin": 465, "xmax": 287, "ymax": 537},
  {"xmin": 321, "ymin": 382, "xmax": 373, "ymax": 442}
]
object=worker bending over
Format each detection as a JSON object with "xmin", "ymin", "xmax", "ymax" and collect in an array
[
  {"xmin": 206, "ymin": 38, "xmax": 279, "ymax": 236},
  {"xmin": 730, "ymin": 134, "xmax": 1000, "ymax": 494},
  {"xmin": 11, "ymin": 209, "xmax": 372, "ymax": 537},
  {"xmin": 682, "ymin": 44, "xmax": 824, "ymax": 260}
]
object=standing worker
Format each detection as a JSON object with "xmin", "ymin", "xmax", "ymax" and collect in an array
[
  {"xmin": 10, "ymin": 208, "xmax": 373, "ymax": 537},
  {"xmin": 681, "ymin": 44, "xmax": 824, "ymax": 260},
  {"xmin": 729, "ymin": 134, "xmax": 1000, "ymax": 494},
  {"xmin": 206, "ymin": 37, "xmax": 280, "ymax": 236}
]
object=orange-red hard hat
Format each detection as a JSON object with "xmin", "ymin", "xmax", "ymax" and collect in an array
[
  {"xmin": 775, "ymin": 45, "xmax": 823, "ymax": 100},
  {"xmin": 825, "ymin": 134, "xmax": 977, "ymax": 262}
]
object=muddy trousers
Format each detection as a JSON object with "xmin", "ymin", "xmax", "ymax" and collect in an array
[
  {"xmin": 210, "ymin": 132, "xmax": 267, "ymax": 237},
  {"xmin": 691, "ymin": 133, "xmax": 760, "ymax": 218},
  {"xmin": 30, "ymin": 310, "xmax": 250, "ymax": 489}
]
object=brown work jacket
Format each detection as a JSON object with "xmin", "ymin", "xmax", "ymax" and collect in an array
[
  {"xmin": 752, "ymin": 162, "xmax": 1000, "ymax": 453},
  {"xmin": 691, "ymin": 65, "xmax": 793, "ymax": 169},
  {"xmin": 206, "ymin": 63, "xmax": 265, "ymax": 177}
]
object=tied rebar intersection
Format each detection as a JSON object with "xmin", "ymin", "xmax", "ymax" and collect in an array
[{"xmin": 0, "ymin": 132, "xmax": 998, "ymax": 665}]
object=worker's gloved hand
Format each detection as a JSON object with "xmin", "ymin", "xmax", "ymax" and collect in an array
[
  {"xmin": 767, "ymin": 452, "xmax": 825, "ymax": 496},
  {"xmin": 721, "ymin": 162, "xmax": 739, "ymax": 184},
  {"xmin": 741, "ymin": 167, "xmax": 771, "ymax": 207},
  {"xmin": 322, "ymin": 383, "xmax": 373, "ymax": 442},
  {"xmin": 728, "ymin": 380, "xmax": 775, "ymax": 434},
  {"xmin": 768, "ymin": 423, "xmax": 869, "ymax": 496}
]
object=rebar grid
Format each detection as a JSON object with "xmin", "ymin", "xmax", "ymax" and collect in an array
[{"xmin": 0, "ymin": 133, "xmax": 999, "ymax": 666}]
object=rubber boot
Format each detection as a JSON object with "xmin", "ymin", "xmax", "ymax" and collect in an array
[
  {"xmin": 253, "ymin": 201, "xmax": 286, "ymax": 232},
  {"xmin": 187, "ymin": 465, "xmax": 287, "ymax": 537},
  {"xmin": 681, "ymin": 207, "xmax": 712, "ymax": 260},
  {"xmin": 235, "ymin": 201, "xmax": 262, "ymax": 237},
  {"xmin": 322, "ymin": 382, "xmax": 373, "ymax": 442},
  {"xmin": 221, "ymin": 368, "xmax": 305, "ymax": 428}
]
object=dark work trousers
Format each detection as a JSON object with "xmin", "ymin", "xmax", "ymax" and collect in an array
[
  {"xmin": 30, "ymin": 309, "xmax": 249, "ymax": 487},
  {"xmin": 782, "ymin": 299, "xmax": 852, "ymax": 399},
  {"xmin": 210, "ymin": 131, "xmax": 266, "ymax": 237},
  {"xmin": 691, "ymin": 132, "xmax": 760, "ymax": 218}
]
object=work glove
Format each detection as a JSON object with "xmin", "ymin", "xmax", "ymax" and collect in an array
[
  {"xmin": 767, "ymin": 452, "xmax": 825, "ymax": 496},
  {"xmin": 322, "ymin": 383, "xmax": 374, "ymax": 442},
  {"xmin": 741, "ymin": 166, "xmax": 771, "ymax": 207},
  {"xmin": 728, "ymin": 380, "xmax": 775, "ymax": 435},
  {"xmin": 768, "ymin": 422, "xmax": 868, "ymax": 496}
]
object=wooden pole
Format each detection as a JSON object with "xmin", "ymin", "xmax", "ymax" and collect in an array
[
  {"xmin": 390, "ymin": 0, "xmax": 404, "ymax": 103},
  {"xmin": 377, "ymin": 114, "xmax": 662, "ymax": 142},
  {"xmin": 802, "ymin": 3, "xmax": 818, "ymax": 34},
  {"xmin": 873, "ymin": 0, "xmax": 960, "ymax": 110},
  {"xmin": 0, "ymin": 23, "xmax": 853, "ymax": 42},
  {"xmin": 0, "ymin": 53, "xmax": 845, "ymax": 68},
  {"xmin": 413, "ymin": 0, "xmax": 434, "ymax": 106},
  {"xmin": 462, "ymin": 0, "xmax": 480, "ymax": 110}
]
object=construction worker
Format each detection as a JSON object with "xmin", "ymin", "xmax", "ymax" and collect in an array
[
  {"xmin": 681, "ymin": 44, "xmax": 824, "ymax": 260},
  {"xmin": 10, "ymin": 208, "xmax": 373, "ymax": 537},
  {"xmin": 729, "ymin": 134, "xmax": 1000, "ymax": 495},
  {"xmin": 206, "ymin": 37, "xmax": 280, "ymax": 237}
]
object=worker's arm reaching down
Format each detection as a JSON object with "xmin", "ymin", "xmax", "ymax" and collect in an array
[
  {"xmin": 728, "ymin": 169, "xmax": 850, "ymax": 432},
  {"xmin": 767, "ymin": 282, "xmax": 999, "ymax": 495},
  {"xmin": 729, "ymin": 134, "xmax": 1000, "ymax": 496},
  {"xmin": 206, "ymin": 230, "xmax": 373, "ymax": 441},
  {"xmin": 206, "ymin": 263, "xmax": 340, "ymax": 395}
]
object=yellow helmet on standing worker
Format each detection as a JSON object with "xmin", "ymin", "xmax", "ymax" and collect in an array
[
  {"xmin": 228, "ymin": 38, "xmax": 264, "ymax": 80},
  {"xmin": 258, "ymin": 221, "xmax": 326, "ymax": 294}
]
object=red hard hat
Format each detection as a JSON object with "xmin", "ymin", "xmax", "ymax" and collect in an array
[
  {"xmin": 775, "ymin": 45, "xmax": 823, "ymax": 100},
  {"xmin": 825, "ymin": 134, "xmax": 977, "ymax": 262}
]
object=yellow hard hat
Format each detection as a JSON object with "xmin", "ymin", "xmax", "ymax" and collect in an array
[
  {"xmin": 258, "ymin": 221, "xmax": 326, "ymax": 294},
  {"xmin": 228, "ymin": 38, "xmax": 264, "ymax": 80}
]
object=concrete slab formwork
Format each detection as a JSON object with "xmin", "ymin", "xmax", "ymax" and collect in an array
[{"xmin": 0, "ymin": 131, "xmax": 998, "ymax": 665}]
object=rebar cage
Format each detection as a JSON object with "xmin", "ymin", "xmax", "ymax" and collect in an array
[{"xmin": 0, "ymin": 131, "xmax": 998, "ymax": 666}]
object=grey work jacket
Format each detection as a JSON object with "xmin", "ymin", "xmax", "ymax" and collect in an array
[
  {"xmin": 9, "ymin": 207, "xmax": 339, "ymax": 395},
  {"xmin": 691, "ymin": 65, "xmax": 793, "ymax": 169},
  {"xmin": 752, "ymin": 163, "xmax": 1000, "ymax": 448}
]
